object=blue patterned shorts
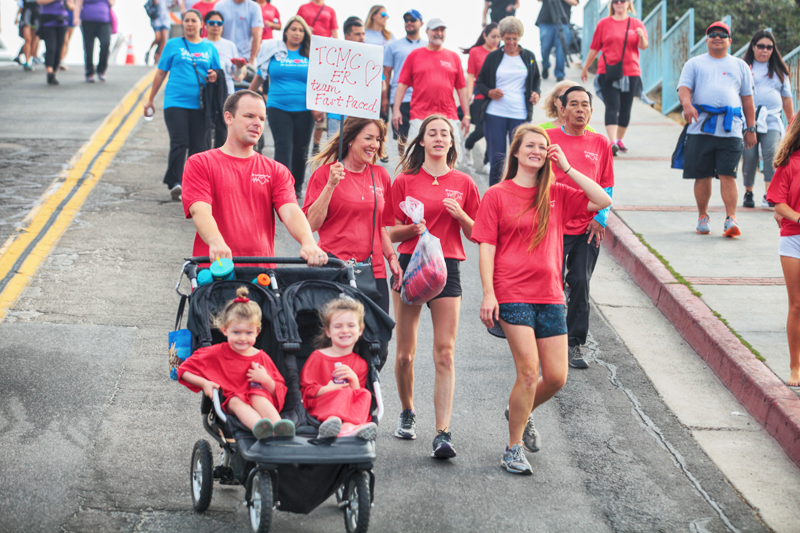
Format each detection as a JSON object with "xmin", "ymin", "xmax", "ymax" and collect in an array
[{"xmin": 498, "ymin": 303, "xmax": 567, "ymax": 339}]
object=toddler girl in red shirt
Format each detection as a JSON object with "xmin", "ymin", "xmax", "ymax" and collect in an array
[
  {"xmin": 300, "ymin": 299, "xmax": 377, "ymax": 440},
  {"xmin": 179, "ymin": 287, "xmax": 295, "ymax": 440}
]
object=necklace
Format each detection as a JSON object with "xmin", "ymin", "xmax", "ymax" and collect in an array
[
  {"xmin": 346, "ymin": 165, "xmax": 369, "ymax": 200},
  {"xmin": 422, "ymin": 163, "xmax": 449, "ymax": 186}
]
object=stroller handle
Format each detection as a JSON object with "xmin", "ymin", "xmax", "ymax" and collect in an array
[
  {"xmin": 212, "ymin": 389, "xmax": 228, "ymax": 423},
  {"xmin": 185, "ymin": 256, "xmax": 357, "ymax": 287}
]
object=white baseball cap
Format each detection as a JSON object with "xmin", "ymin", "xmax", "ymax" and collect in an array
[{"xmin": 426, "ymin": 18, "xmax": 447, "ymax": 31}]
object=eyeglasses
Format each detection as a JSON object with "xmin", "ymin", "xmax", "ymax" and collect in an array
[
  {"xmin": 403, "ymin": 16, "xmax": 418, "ymax": 22},
  {"xmin": 380, "ymin": 12, "xmax": 388, "ymax": 18},
  {"xmin": 206, "ymin": 20, "xmax": 223, "ymax": 26},
  {"xmin": 755, "ymin": 43, "xmax": 774, "ymax": 51},
  {"xmin": 612, "ymin": 0, "xmax": 627, "ymax": 4},
  {"xmin": 707, "ymin": 31, "xmax": 729, "ymax": 39}
]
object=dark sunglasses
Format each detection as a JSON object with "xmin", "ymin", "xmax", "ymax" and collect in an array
[
  {"xmin": 206, "ymin": 20, "xmax": 223, "ymax": 26},
  {"xmin": 707, "ymin": 31, "xmax": 729, "ymax": 39},
  {"xmin": 755, "ymin": 43, "xmax": 774, "ymax": 51},
  {"xmin": 403, "ymin": 16, "xmax": 418, "ymax": 22},
  {"xmin": 612, "ymin": 0, "xmax": 627, "ymax": 4}
]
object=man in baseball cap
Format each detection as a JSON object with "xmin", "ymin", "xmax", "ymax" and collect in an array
[
  {"xmin": 706, "ymin": 20, "xmax": 730, "ymax": 35},
  {"xmin": 425, "ymin": 17, "xmax": 446, "ymax": 31},
  {"xmin": 404, "ymin": 9, "xmax": 423, "ymax": 22}
]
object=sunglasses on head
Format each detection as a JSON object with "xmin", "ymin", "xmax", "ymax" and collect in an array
[
  {"xmin": 206, "ymin": 20, "xmax": 223, "ymax": 26},
  {"xmin": 756, "ymin": 43, "xmax": 774, "ymax": 50},
  {"xmin": 707, "ymin": 31, "xmax": 729, "ymax": 39}
]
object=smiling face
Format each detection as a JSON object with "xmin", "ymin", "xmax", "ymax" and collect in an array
[
  {"xmin": 754, "ymin": 37, "xmax": 774, "ymax": 63},
  {"xmin": 403, "ymin": 16, "xmax": 422, "ymax": 36},
  {"xmin": 502, "ymin": 32, "xmax": 520, "ymax": 54},
  {"xmin": 182, "ymin": 12, "xmax": 202, "ymax": 37},
  {"xmin": 206, "ymin": 14, "xmax": 223, "ymax": 39},
  {"xmin": 326, "ymin": 311, "xmax": 363, "ymax": 350},
  {"xmin": 515, "ymin": 132, "xmax": 549, "ymax": 172},
  {"xmin": 706, "ymin": 27, "xmax": 731, "ymax": 54},
  {"xmin": 485, "ymin": 27, "xmax": 500, "ymax": 50},
  {"xmin": 222, "ymin": 319, "xmax": 260, "ymax": 355},
  {"xmin": 225, "ymin": 94, "xmax": 266, "ymax": 147},
  {"xmin": 612, "ymin": 0, "xmax": 629, "ymax": 16},
  {"xmin": 349, "ymin": 123, "xmax": 382, "ymax": 165},
  {"xmin": 427, "ymin": 26, "xmax": 446, "ymax": 47},
  {"xmin": 561, "ymin": 90, "xmax": 593, "ymax": 129},
  {"xmin": 420, "ymin": 119, "xmax": 453, "ymax": 159},
  {"xmin": 285, "ymin": 20, "xmax": 305, "ymax": 47}
]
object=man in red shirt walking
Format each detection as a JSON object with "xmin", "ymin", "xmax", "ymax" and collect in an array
[
  {"xmin": 182, "ymin": 90, "xmax": 327, "ymax": 266},
  {"xmin": 392, "ymin": 17, "xmax": 471, "ymax": 163},
  {"xmin": 545, "ymin": 86, "xmax": 614, "ymax": 368}
]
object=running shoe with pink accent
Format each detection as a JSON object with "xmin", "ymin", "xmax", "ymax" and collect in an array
[
  {"xmin": 616, "ymin": 139, "xmax": 628, "ymax": 153},
  {"xmin": 723, "ymin": 216, "xmax": 741, "ymax": 238}
]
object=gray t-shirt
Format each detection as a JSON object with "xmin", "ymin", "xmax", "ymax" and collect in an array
[
  {"xmin": 215, "ymin": 0, "xmax": 264, "ymax": 58},
  {"xmin": 383, "ymin": 36, "xmax": 427, "ymax": 105},
  {"xmin": 205, "ymin": 37, "xmax": 240, "ymax": 96},
  {"xmin": 677, "ymin": 53, "xmax": 754, "ymax": 138},
  {"xmin": 751, "ymin": 60, "xmax": 792, "ymax": 132}
]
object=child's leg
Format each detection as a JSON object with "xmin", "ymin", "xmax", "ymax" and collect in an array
[
  {"xmin": 249, "ymin": 395, "xmax": 280, "ymax": 423},
  {"xmin": 226, "ymin": 396, "xmax": 264, "ymax": 430}
]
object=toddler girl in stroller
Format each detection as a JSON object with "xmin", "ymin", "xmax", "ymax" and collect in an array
[
  {"xmin": 178, "ymin": 286, "xmax": 296, "ymax": 439},
  {"xmin": 301, "ymin": 298, "xmax": 378, "ymax": 440}
]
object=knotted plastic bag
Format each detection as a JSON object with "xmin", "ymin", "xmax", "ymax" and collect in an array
[{"xmin": 399, "ymin": 197, "xmax": 448, "ymax": 305}]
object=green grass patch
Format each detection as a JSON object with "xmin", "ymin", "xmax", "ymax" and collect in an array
[
  {"xmin": 633, "ymin": 233, "xmax": 703, "ymax": 298},
  {"xmin": 711, "ymin": 311, "xmax": 767, "ymax": 362}
]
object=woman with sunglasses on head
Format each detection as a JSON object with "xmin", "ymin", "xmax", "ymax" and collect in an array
[
  {"xmin": 143, "ymin": 9, "xmax": 221, "ymax": 201},
  {"xmin": 364, "ymin": 5, "xmax": 393, "ymax": 47},
  {"xmin": 580, "ymin": 0, "xmax": 647, "ymax": 156},
  {"xmin": 742, "ymin": 30, "xmax": 795, "ymax": 208}
]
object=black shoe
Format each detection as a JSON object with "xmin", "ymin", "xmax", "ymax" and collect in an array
[
  {"xmin": 556, "ymin": 77, "xmax": 564, "ymax": 82},
  {"xmin": 568, "ymin": 345, "xmax": 588, "ymax": 369},
  {"xmin": 611, "ymin": 142, "xmax": 619, "ymax": 157},
  {"xmin": 431, "ymin": 429, "xmax": 456, "ymax": 459},
  {"xmin": 542, "ymin": 67, "xmax": 549, "ymax": 80},
  {"xmin": 47, "ymin": 73, "xmax": 59, "ymax": 85},
  {"xmin": 743, "ymin": 191, "xmax": 755, "ymax": 208}
]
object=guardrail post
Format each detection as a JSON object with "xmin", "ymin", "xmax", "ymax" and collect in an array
[{"xmin": 661, "ymin": 8, "xmax": 694, "ymax": 115}]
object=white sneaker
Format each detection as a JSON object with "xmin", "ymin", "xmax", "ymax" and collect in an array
[
  {"xmin": 483, "ymin": 162, "xmax": 491, "ymax": 175},
  {"xmin": 463, "ymin": 147, "xmax": 473, "ymax": 167}
]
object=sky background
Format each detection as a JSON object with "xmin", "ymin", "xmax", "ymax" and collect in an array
[{"xmin": 1, "ymin": 0, "xmax": 586, "ymax": 67}]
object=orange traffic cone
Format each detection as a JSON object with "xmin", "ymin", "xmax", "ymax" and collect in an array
[{"xmin": 125, "ymin": 35, "xmax": 135, "ymax": 65}]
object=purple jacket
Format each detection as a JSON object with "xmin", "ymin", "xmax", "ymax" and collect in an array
[
  {"xmin": 80, "ymin": 0, "xmax": 111, "ymax": 23},
  {"xmin": 40, "ymin": 0, "xmax": 69, "ymax": 26}
]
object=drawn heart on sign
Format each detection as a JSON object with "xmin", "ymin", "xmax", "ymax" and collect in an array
[{"xmin": 365, "ymin": 60, "xmax": 382, "ymax": 87}]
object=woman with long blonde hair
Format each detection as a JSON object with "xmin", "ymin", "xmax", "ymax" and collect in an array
[
  {"xmin": 364, "ymin": 4, "xmax": 393, "ymax": 47},
  {"xmin": 767, "ymin": 117, "xmax": 800, "ymax": 387},
  {"xmin": 472, "ymin": 124, "xmax": 611, "ymax": 474}
]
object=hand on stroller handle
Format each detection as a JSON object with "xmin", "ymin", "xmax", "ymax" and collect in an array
[
  {"xmin": 186, "ymin": 256, "xmax": 348, "ymax": 268},
  {"xmin": 212, "ymin": 388, "xmax": 227, "ymax": 423}
]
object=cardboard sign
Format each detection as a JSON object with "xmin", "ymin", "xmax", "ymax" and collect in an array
[{"xmin": 306, "ymin": 36, "xmax": 383, "ymax": 119}]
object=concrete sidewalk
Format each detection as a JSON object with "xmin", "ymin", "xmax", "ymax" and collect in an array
[{"xmin": 568, "ymin": 67, "xmax": 800, "ymax": 466}]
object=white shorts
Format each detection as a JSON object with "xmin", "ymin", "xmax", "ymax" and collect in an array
[
  {"xmin": 779, "ymin": 235, "xmax": 800, "ymax": 260},
  {"xmin": 407, "ymin": 118, "xmax": 464, "ymax": 164}
]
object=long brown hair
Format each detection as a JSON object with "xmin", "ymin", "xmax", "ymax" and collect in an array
[
  {"xmin": 311, "ymin": 117, "xmax": 387, "ymax": 169},
  {"xmin": 743, "ymin": 30, "xmax": 790, "ymax": 84},
  {"xmin": 283, "ymin": 16, "xmax": 311, "ymax": 57},
  {"xmin": 774, "ymin": 117, "xmax": 800, "ymax": 168},
  {"xmin": 396, "ymin": 115, "xmax": 458, "ymax": 175},
  {"xmin": 366, "ymin": 5, "xmax": 391, "ymax": 41},
  {"xmin": 501, "ymin": 124, "xmax": 554, "ymax": 251}
]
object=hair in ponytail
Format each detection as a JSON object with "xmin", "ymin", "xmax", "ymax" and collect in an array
[{"xmin": 214, "ymin": 286, "xmax": 262, "ymax": 330}]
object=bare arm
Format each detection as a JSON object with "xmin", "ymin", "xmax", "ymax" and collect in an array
[
  {"xmin": 678, "ymin": 86, "xmax": 697, "ymax": 122},
  {"xmin": 305, "ymin": 163, "xmax": 344, "ymax": 231},
  {"xmin": 636, "ymin": 28, "xmax": 649, "ymax": 50},
  {"xmin": 775, "ymin": 203, "xmax": 800, "ymax": 223},
  {"xmin": 742, "ymin": 94, "xmax": 757, "ymax": 149},
  {"xmin": 381, "ymin": 66, "xmax": 392, "ymax": 115},
  {"xmin": 277, "ymin": 202, "xmax": 328, "ymax": 266},
  {"xmin": 188, "ymin": 201, "xmax": 232, "ymax": 261},
  {"xmin": 181, "ymin": 370, "xmax": 220, "ymax": 399},
  {"xmin": 478, "ymin": 243, "xmax": 499, "ymax": 328},
  {"xmin": 580, "ymin": 49, "xmax": 600, "ymax": 82},
  {"xmin": 248, "ymin": 73, "xmax": 264, "ymax": 92},
  {"xmin": 249, "ymin": 28, "xmax": 262, "ymax": 65},
  {"xmin": 458, "ymin": 86, "xmax": 471, "ymax": 134},
  {"xmin": 392, "ymin": 83, "xmax": 409, "ymax": 129},
  {"xmin": 331, "ymin": 29, "xmax": 338, "ymax": 39},
  {"xmin": 548, "ymin": 145, "xmax": 612, "ymax": 211},
  {"xmin": 388, "ymin": 217, "xmax": 426, "ymax": 243},
  {"xmin": 466, "ymin": 73, "xmax": 476, "ymax": 106},
  {"xmin": 74, "ymin": 0, "xmax": 83, "ymax": 24},
  {"xmin": 482, "ymin": 1, "xmax": 489, "ymax": 25},
  {"xmin": 145, "ymin": 69, "xmax": 169, "ymax": 111},
  {"xmin": 782, "ymin": 96, "xmax": 795, "ymax": 124}
]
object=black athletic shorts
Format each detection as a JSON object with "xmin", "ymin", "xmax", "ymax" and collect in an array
[
  {"xmin": 682, "ymin": 134, "xmax": 744, "ymax": 179},
  {"xmin": 392, "ymin": 102, "xmax": 411, "ymax": 141},
  {"xmin": 392, "ymin": 253, "xmax": 462, "ymax": 306}
]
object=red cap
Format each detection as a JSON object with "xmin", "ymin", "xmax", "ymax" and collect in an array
[{"xmin": 706, "ymin": 21, "xmax": 730, "ymax": 35}]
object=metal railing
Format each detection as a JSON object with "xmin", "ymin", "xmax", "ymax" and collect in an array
[
  {"xmin": 661, "ymin": 9, "xmax": 694, "ymax": 114},
  {"xmin": 639, "ymin": 0, "xmax": 666, "ymax": 94}
]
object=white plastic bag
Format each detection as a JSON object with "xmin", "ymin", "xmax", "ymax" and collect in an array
[{"xmin": 399, "ymin": 197, "xmax": 448, "ymax": 305}]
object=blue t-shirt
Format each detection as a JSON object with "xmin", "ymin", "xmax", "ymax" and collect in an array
[
  {"xmin": 383, "ymin": 36, "xmax": 427, "ymax": 104},
  {"xmin": 158, "ymin": 38, "xmax": 221, "ymax": 110},
  {"xmin": 266, "ymin": 49, "xmax": 309, "ymax": 112}
]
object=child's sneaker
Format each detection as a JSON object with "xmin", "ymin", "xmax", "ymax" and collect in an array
[
  {"xmin": 501, "ymin": 443, "xmax": 533, "ymax": 475},
  {"xmin": 341, "ymin": 422, "xmax": 378, "ymax": 441},
  {"xmin": 723, "ymin": 216, "xmax": 741, "ymax": 238},
  {"xmin": 252, "ymin": 418, "xmax": 273, "ymax": 440},
  {"xmin": 273, "ymin": 419, "xmax": 296, "ymax": 438},
  {"xmin": 318, "ymin": 416, "xmax": 343, "ymax": 438}
]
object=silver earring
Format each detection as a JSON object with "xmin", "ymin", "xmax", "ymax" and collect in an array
[{"xmin": 348, "ymin": 143, "xmax": 352, "ymax": 146}]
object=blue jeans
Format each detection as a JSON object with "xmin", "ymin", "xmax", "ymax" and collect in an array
[
  {"xmin": 484, "ymin": 113, "xmax": 526, "ymax": 186},
  {"xmin": 539, "ymin": 24, "xmax": 571, "ymax": 79}
]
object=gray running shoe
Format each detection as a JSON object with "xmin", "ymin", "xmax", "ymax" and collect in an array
[
  {"xmin": 353, "ymin": 422, "xmax": 378, "ymax": 441},
  {"xmin": 431, "ymin": 429, "xmax": 456, "ymax": 459},
  {"xmin": 696, "ymin": 215, "xmax": 711, "ymax": 235},
  {"xmin": 394, "ymin": 409, "xmax": 416, "ymax": 440},
  {"xmin": 318, "ymin": 416, "xmax": 342, "ymax": 438},
  {"xmin": 568, "ymin": 345, "xmax": 588, "ymax": 369},
  {"xmin": 504, "ymin": 406, "xmax": 541, "ymax": 453},
  {"xmin": 502, "ymin": 443, "xmax": 532, "ymax": 475}
]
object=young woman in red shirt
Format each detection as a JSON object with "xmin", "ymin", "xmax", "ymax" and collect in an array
[
  {"xmin": 472, "ymin": 124, "xmax": 611, "ymax": 475},
  {"xmin": 389, "ymin": 115, "xmax": 481, "ymax": 459},
  {"xmin": 303, "ymin": 117, "xmax": 402, "ymax": 314},
  {"xmin": 767, "ymin": 117, "xmax": 800, "ymax": 387},
  {"xmin": 462, "ymin": 22, "xmax": 499, "ymax": 169}
]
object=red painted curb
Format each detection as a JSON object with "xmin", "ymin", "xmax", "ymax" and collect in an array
[{"xmin": 603, "ymin": 212, "xmax": 800, "ymax": 467}]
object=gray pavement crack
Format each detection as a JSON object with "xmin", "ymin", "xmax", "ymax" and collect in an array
[{"xmin": 584, "ymin": 332, "xmax": 742, "ymax": 533}]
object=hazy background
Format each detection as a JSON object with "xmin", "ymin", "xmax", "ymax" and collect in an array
[{"xmin": 0, "ymin": 0, "xmax": 585, "ymax": 67}]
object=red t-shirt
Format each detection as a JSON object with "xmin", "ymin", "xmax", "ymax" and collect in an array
[
  {"xmin": 590, "ymin": 16, "xmax": 647, "ymax": 77},
  {"xmin": 471, "ymin": 180, "xmax": 589, "ymax": 304},
  {"xmin": 392, "ymin": 168, "xmax": 481, "ymax": 260},
  {"xmin": 296, "ymin": 2, "xmax": 338, "ymax": 38},
  {"xmin": 398, "ymin": 47, "xmax": 467, "ymax": 121},
  {"xmin": 182, "ymin": 149, "xmax": 297, "ymax": 262},
  {"xmin": 194, "ymin": 0, "xmax": 217, "ymax": 38},
  {"xmin": 467, "ymin": 46, "xmax": 491, "ymax": 100},
  {"xmin": 547, "ymin": 128, "xmax": 614, "ymax": 234},
  {"xmin": 767, "ymin": 151, "xmax": 800, "ymax": 237},
  {"xmin": 302, "ymin": 163, "xmax": 394, "ymax": 278},
  {"xmin": 300, "ymin": 350, "xmax": 371, "ymax": 425},
  {"xmin": 178, "ymin": 343, "xmax": 287, "ymax": 413},
  {"xmin": 259, "ymin": 2, "xmax": 280, "ymax": 40}
]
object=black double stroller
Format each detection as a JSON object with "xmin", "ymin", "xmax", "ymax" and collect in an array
[{"xmin": 174, "ymin": 257, "xmax": 394, "ymax": 533}]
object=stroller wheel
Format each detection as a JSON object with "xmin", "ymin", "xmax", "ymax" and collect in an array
[
  {"xmin": 190, "ymin": 440, "xmax": 214, "ymax": 512},
  {"xmin": 344, "ymin": 472, "xmax": 371, "ymax": 533},
  {"xmin": 249, "ymin": 471, "xmax": 273, "ymax": 533},
  {"xmin": 335, "ymin": 483, "xmax": 347, "ymax": 509}
]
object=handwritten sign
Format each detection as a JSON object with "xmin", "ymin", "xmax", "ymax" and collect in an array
[{"xmin": 306, "ymin": 36, "xmax": 383, "ymax": 120}]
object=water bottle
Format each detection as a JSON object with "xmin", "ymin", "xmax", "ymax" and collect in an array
[
  {"xmin": 333, "ymin": 362, "xmax": 346, "ymax": 384},
  {"xmin": 252, "ymin": 273, "xmax": 270, "ymax": 287},
  {"xmin": 210, "ymin": 257, "xmax": 235, "ymax": 280},
  {"xmin": 144, "ymin": 106, "xmax": 154, "ymax": 122},
  {"xmin": 197, "ymin": 269, "xmax": 213, "ymax": 286}
]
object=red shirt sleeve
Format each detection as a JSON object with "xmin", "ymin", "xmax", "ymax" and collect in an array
[
  {"xmin": 328, "ymin": 7, "xmax": 338, "ymax": 30},
  {"xmin": 767, "ymin": 164, "xmax": 789, "ymax": 205},
  {"xmin": 471, "ymin": 188, "xmax": 500, "ymax": 246},
  {"xmin": 379, "ymin": 167, "xmax": 395, "ymax": 227},
  {"xmin": 271, "ymin": 161, "xmax": 298, "ymax": 213},
  {"xmin": 182, "ymin": 153, "xmax": 212, "ymax": 219},
  {"xmin": 467, "ymin": 48, "xmax": 478, "ymax": 76},
  {"xmin": 391, "ymin": 175, "xmax": 407, "ymax": 223},
  {"xmin": 300, "ymin": 351, "xmax": 324, "ymax": 400},
  {"xmin": 599, "ymin": 140, "xmax": 615, "ymax": 188},
  {"xmin": 464, "ymin": 177, "xmax": 481, "ymax": 219},
  {"xmin": 397, "ymin": 51, "xmax": 415, "ymax": 87},
  {"xmin": 301, "ymin": 164, "xmax": 329, "ymax": 215},
  {"xmin": 590, "ymin": 18, "xmax": 605, "ymax": 50},
  {"xmin": 558, "ymin": 183, "xmax": 591, "ymax": 223}
]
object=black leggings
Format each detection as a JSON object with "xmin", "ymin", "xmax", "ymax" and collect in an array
[
  {"xmin": 267, "ymin": 107, "xmax": 314, "ymax": 195},
  {"xmin": 465, "ymin": 100, "xmax": 489, "ymax": 164},
  {"xmin": 40, "ymin": 25, "xmax": 66, "ymax": 71},
  {"xmin": 598, "ymin": 75, "xmax": 640, "ymax": 128},
  {"xmin": 81, "ymin": 20, "xmax": 111, "ymax": 77},
  {"xmin": 163, "ymin": 107, "xmax": 209, "ymax": 189}
]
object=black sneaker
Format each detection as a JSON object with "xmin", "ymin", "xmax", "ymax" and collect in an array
[
  {"xmin": 431, "ymin": 429, "xmax": 456, "ymax": 459},
  {"xmin": 556, "ymin": 77, "xmax": 564, "ymax": 82},
  {"xmin": 47, "ymin": 73, "xmax": 59, "ymax": 86},
  {"xmin": 568, "ymin": 345, "xmax": 588, "ymax": 369},
  {"xmin": 542, "ymin": 67, "xmax": 549, "ymax": 80},
  {"xmin": 611, "ymin": 142, "xmax": 620, "ymax": 157},
  {"xmin": 743, "ymin": 191, "xmax": 755, "ymax": 208},
  {"xmin": 394, "ymin": 409, "xmax": 416, "ymax": 440}
]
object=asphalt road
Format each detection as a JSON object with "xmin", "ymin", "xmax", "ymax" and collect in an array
[{"xmin": 0, "ymin": 65, "xmax": 774, "ymax": 533}]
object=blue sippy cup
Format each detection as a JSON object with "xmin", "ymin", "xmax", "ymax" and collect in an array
[{"xmin": 210, "ymin": 258, "xmax": 235, "ymax": 281}]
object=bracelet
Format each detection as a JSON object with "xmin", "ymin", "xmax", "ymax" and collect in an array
[
  {"xmin": 465, "ymin": 115, "xmax": 472, "ymax": 119},
  {"xmin": 564, "ymin": 166, "xmax": 572, "ymax": 174}
]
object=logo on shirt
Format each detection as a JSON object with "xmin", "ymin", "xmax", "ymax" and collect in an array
[
  {"xmin": 252, "ymin": 173, "xmax": 271, "ymax": 185},
  {"xmin": 369, "ymin": 185, "xmax": 384, "ymax": 197},
  {"xmin": 584, "ymin": 151, "xmax": 599, "ymax": 162},
  {"xmin": 445, "ymin": 189, "xmax": 464, "ymax": 201},
  {"xmin": 180, "ymin": 48, "xmax": 210, "ymax": 62},
  {"xmin": 440, "ymin": 60, "xmax": 454, "ymax": 70},
  {"xmin": 550, "ymin": 200, "xmax": 556, "ymax": 207}
]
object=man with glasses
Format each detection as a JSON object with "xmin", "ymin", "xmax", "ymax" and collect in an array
[
  {"xmin": 214, "ymin": 0, "xmax": 264, "ymax": 67},
  {"xmin": 382, "ymin": 9, "xmax": 426, "ymax": 150},
  {"xmin": 678, "ymin": 21, "xmax": 756, "ymax": 237},
  {"xmin": 392, "ymin": 17, "xmax": 470, "ymax": 161}
]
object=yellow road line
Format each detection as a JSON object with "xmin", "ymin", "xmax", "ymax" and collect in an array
[{"xmin": 0, "ymin": 69, "xmax": 156, "ymax": 322}]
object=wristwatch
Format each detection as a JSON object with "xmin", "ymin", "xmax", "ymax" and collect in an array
[{"xmin": 745, "ymin": 126, "xmax": 757, "ymax": 133}]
